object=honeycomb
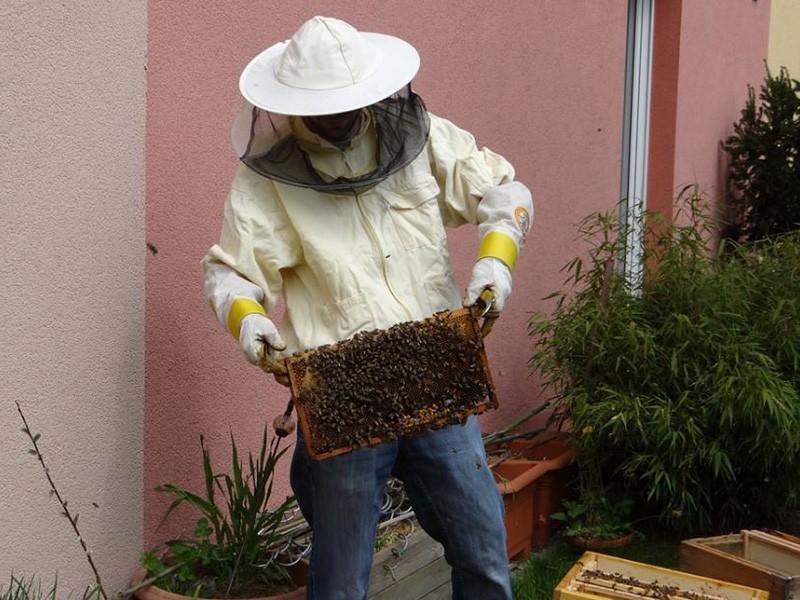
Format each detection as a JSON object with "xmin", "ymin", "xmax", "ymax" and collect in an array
[{"xmin": 285, "ymin": 308, "xmax": 498, "ymax": 459}]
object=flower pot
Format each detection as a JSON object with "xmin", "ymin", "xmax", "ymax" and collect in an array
[
  {"xmin": 506, "ymin": 432, "xmax": 576, "ymax": 548},
  {"xmin": 130, "ymin": 562, "xmax": 307, "ymax": 600},
  {"xmin": 493, "ymin": 459, "xmax": 548, "ymax": 560},
  {"xmin": 565, "ymin": 531, "xmax": 635, "ymax": 550}
]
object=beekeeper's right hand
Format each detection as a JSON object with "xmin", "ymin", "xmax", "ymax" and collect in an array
[
  {"xmin": 239, "ymin": 314, "xmax": 290, "ymax": 386},
  {"xmin": 203, "ymin": 261, "xmax": 290, "ymax": 386}
]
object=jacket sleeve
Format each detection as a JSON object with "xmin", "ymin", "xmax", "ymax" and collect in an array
[
  {"xmin": 427, "ymin": 113, "xmax": 533, "ymax": 272},
  {"xmin": 201, "ymin": 164, "xmax": 302, "ymax": 340}
]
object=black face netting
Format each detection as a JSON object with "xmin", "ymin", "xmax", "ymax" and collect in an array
[{"xmin": 230, "ymin": 85, "xmax": 430, "ymax": 194}]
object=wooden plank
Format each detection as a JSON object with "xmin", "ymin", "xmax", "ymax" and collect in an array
[
  {"xmin": 370, "ymin": 556, "xmax": 451, "ymax": 600},
  {"xmin": 368, "ymin": 529, "xmax": 448, "ymax": 596},
  {"xmin": 556, "ymin": 553, "xmax": 599, "ymax": 600},
  {"xmin": 747, "ymin": 543, "xmax": 800, "ymax": 576},
  {"xmin": 747, "ymin": 532, "xmax": 800, "ymax": 556},
  {"xmin": 680, "ymin": 540, "xmax": 786, "ymax": 600},
  {"xmin": 747, "ymin": 531, "xmax": 800, "ymax": 552},
  {"xmin": 743, "ymin": 531, "xmax": 800, "ymax": 575},
  {"xmin": 764, "ymin": 530, "xmax": 800, "ymax": 547},
  {"xmin": 694, "ymin": 533, "xmax": 748, "ymax": 558},
  {"xmin": 418, "ymin": 580, "xmax": 452, "ymax": 600}
]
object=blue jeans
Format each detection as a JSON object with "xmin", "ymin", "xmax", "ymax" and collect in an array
[{"xmin": 289, "ymin": 415, "xmax": 512, "ymax": 600}]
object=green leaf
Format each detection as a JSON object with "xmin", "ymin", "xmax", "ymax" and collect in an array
[{"xmin": 194, "ymin": 517, "xmax": 212, "ymax": 540}]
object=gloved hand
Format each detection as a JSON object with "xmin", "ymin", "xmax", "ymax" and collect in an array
[
  {"xmin": 240, "ymin": 314, "xmax": 290, "ymax": 386},
  {"xmin": 463, "ymin": 257, "xmax": 512, "ymax": 313}
]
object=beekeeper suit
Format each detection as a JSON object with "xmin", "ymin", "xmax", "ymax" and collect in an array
[{"xmin": 203, "ymin": 16, "xmax": 533, "ymax": 600}]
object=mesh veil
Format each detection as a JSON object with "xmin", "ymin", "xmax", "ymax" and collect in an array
[{"xmin": 231, "ymin": 85, "xmax": 430, "ymax": 194}]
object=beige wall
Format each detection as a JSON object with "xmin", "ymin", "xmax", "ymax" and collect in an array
[
  {"xmin": 768, "ymin": 0, "xmax": 800, "ymax": 77},
  {"xmin": 0, "ymin": 1, "xmax": 145, "ymax": 595}
]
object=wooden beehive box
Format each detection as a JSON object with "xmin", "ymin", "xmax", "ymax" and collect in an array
[
  {"xmin": 367, "ymin": 527, "xmax": 451, "ymax": 599},
  {"xmin": 285, "ymin": 307, "xmax": 497, "ymax": 459},
  {"xmin": 681, "ymin": 530, "xmax": 800, "ymax": 600},
  {"xmin": 554, "ymin": 552, "xmax": 769, "ymax": 600}
]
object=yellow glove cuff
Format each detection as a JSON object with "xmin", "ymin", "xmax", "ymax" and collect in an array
[
  {"xmin": 227, "ymin": 297, "xmax": 267, "ymax": 341},
  {"xmin": 478, "ymin": 231, "xmax": 518, "ymax": 271}
]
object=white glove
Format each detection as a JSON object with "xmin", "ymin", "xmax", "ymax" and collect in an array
[
  {"xmin": 239, "ymin": 314, "xmax": 285, "ymax": 363},
  {"xmin": 463, "ymin": 257, "xmax": 513, "ymax": 312},
  {"xmin": 239, "ymin": 314, "xmax": 289, "ymax": 386}
]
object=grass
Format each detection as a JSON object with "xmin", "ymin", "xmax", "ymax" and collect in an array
[
  {"xmin": 511, "ymin": 542, "xmax": 581, "ymax": 600},
  {"xmin": 0, "ymin": 575, "xmax": 103, "ymax": 600},
  {"xmin": 511, "ymin": 532, "xmax": 681, "ymax": 600}
]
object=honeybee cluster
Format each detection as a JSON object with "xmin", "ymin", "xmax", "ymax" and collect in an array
[
  {"xmin": 579, "ymin": 569, "xmax": 722, "ymax": 600},
  {"xmin": 294, "ymin": 312, "xmax": 491, "ymax": 455}
]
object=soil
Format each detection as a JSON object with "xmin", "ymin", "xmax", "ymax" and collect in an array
[{"xmin": 291, "ymin": 311, "xmax": 492, "ymax": 455}]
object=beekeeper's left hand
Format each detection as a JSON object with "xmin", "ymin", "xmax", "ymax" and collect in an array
[{"xmin": 463, "ymin": 257, "xmax": 512, "ymax": 313}]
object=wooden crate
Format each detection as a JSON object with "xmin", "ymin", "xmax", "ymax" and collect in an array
[
  {"xmin": 367, "ymin": 527, "xmax": 451, "ymax": 599},
  {"xmin": 286, "ymin": 307, "xmax": 497, "ymax": 459},
  {"xmin": 681, "ymin": 530, "xmax": 800, "ymax": 600},
  {"xmin": 554, "ymin": 552, "xmax": 769, "ymax": 600}
]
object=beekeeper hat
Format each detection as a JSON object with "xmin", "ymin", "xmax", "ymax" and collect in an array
[{"xmin": 239, "ymin": 16, "xmax": 420, "ymax": 116}]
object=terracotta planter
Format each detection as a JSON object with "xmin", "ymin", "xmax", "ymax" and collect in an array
[
  {"xmin": 493, "ymin": 459, "xmax": 548, "ymax": 559},
  {"xmin": 506, "ymin": 432, "xmax": 575, "ymax": 548},
  {"xmin": 130, "ymin": 562, "xmax": 307, "ymax": 600},
  {"xmin": 566, "ymin": 531, "xmax": 635, "ymax": 550}
]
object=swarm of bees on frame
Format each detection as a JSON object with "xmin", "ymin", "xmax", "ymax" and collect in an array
[
  {"xmin": 291, "ymin": 312, "xmax": 492, "ymax": 455},
  {"xmin": 576, "ymin": 569, "xmax": 724, "ymax": 600}
]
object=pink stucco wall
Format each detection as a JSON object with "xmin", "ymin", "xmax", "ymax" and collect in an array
[
  {"xmin": 672, "ymin": 0, "xmax": 770, "ymax": 218},
  {"xmin": 145, "ymin": 1, "xmax": 629, "ymax": 544}
]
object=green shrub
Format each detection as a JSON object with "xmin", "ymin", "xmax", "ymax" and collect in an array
[
  {"xmin": 739, "ymin": 233, "xmax": 800, "ymax": 396},
  {"xmin": 529, "ymin": 188, "xmax": 800, "ymax": 533},
  {"xmin": 724, "ymin": 65, "xmax": 800, "ymax": 242}
]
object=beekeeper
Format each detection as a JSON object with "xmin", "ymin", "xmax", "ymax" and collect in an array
[{"xmin": 203, "ymin": 16, "xmax": 533, "ymax": 600}]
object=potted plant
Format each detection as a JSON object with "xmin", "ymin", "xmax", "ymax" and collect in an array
[
  {"xmin": 551, "ymin": 497, "xmax": 634, "ymax": 550},
  {"xmin": 130, "ymin": 428, "xmax": 306, "ymax": 599}
]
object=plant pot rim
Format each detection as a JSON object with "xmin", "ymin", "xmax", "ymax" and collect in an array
[
  {"xmin": 129, "ymin": 567, "xmax": 306, "ymax": 600},
  {"xmin": 490, "ymin": 432, "xmax": 575, "ymax": 474},
  {"xmin": 492, "ymin": 459, "xmax": 550, "ymax": 494},
  {"xmin": 566, "ymin": 531, "xmax": 636, "ymax": 550}
]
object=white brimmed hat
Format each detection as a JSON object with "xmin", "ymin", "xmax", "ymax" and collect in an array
[{"xmin": 239, "ymin": 16, "xmax": 420, "ymax": 116}]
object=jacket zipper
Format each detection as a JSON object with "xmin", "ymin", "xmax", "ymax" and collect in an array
[{"xmin": 354, "ymin": 191, "xmax": 413, "ymax": 320}]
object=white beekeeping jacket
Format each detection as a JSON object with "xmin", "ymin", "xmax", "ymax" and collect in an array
[{"xmin": 203, "ymin": 112, "xmax": 531, "ymax": 356}]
